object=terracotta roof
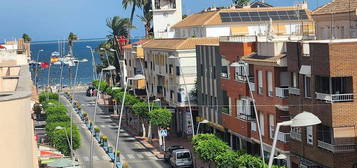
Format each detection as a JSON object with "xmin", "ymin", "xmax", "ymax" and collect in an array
[
  {"xmin": 313, "ymin": 0, "xmax": 357, "ymax": 15},
  {"xmin": 142, "ymin": 38, "xmax": 219, "ymax": 50},
  {"xmin": 122, "ymin": 39, "xmax": 151, "ymax": 49},
  {"xmin": 172, "ymin": 6, "xmax": 312, "ymax": 28}
]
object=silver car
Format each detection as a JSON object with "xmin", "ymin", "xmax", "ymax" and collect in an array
[{"xmin": 169, "ymin": 149, "xmax": 193, "ymax": 168}]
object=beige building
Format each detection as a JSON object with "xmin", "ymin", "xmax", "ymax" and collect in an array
[
  {"xmin": 0, "ymin": 40, "xmax": 39, "ymax": 168},
  {"xmin": 313, "ymin": 0, "xmax": 357, "ymax": 39},
  {"xmin": 142, "ymin": 37, "xmax": 219, "ymax": 136}
]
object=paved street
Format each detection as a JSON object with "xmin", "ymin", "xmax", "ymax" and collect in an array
[
  {"xmin": 60, "ymin": 96, "xmax": 114, "ymax": 168},
  {"xmin": 73, "ymin": 92, "xmax": 169, "ymax": 168}
]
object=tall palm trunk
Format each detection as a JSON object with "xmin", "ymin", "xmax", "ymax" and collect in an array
[{"xmin": 128, "ymin": 1, "xmax": 137, "ymax": 41}]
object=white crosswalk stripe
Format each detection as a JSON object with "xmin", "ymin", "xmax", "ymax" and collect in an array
[
  {"xmin": 93, "ymin": 156, "xmax": 100, "ymax": 161},
  {"xmin": 82, "ymin": 156, "xmax": 89, "ymax": 162},
  {"xmin": 102, "ymin": 155, "xmax": 111, "ymax": 161},
  {"xmin": 100, "ymin": 125, "xmax": 106, "ymax": 128},
  {"xmin": 143, "ymin": 152, "xmax": 154, "ymax": 157},
  {"xmin": 136, "ymin": 154, "xmax": 144, "ymax": 159},
  {"xmin": 127, "ymin": 154, "xmax": 135, "ymax": 159}
]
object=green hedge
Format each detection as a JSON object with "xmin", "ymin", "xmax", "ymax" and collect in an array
[
  {"xmin": 41, "ymin": 93, "xmax": 81, "ymax": 156},
  {"xmin": 192, "ymin": 134, "xmax": 285, "ymax": 168},
  {"xmin": 39, "ymin": 92, "xmax": 59, "ymax": 103}
]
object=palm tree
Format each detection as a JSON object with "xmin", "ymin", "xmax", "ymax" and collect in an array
[
  {"xmin": 137, "ymin": 0, "xmax": 152, "ymax": 38},
  {"xmin": 67, "ymin": 32, "xmax": 78, "ymax": 56},
  {"xmin": 122, "ymin": 0, "xmax": 146, "ymax": 26},
  {"xmin": 22, "ymin": 33, "xmax": 32, "ymax": 43},
  {"xmin": 106, "ymin": 16, "xmax": 132, "ymax": 39}
]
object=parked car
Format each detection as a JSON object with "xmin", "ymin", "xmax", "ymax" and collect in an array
[
  {"xmin": 164, "ymin": 145, "xmax": 184, "ymax": 162},
  {"xmin": 169, "ymin": 149, "xmax": 193, "ymax": 168}
]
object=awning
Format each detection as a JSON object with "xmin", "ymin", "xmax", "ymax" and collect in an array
[
  {"xmin": 0, "ymin": 45, "xmax": 6, "ymax": 49},
  {"xmin": 333, "ymin": 126, "xmax": 355, "ymax": 144},
  {"xmin": 299, "ymin": 65, "xmax": 311, "ymax": 75}
]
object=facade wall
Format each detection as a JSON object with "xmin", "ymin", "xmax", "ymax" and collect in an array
[
  {"xmin": 152, "ymin": 0, "xmax": 182, "ymax": 38},
  {"xmin": 287, "ymin": 41, "xmax": 357, "ymax": 168}
]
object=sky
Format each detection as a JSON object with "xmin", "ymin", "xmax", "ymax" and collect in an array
[{"xmin": 0, "ymin": 0, "xmax": 331, "ymax": 42}]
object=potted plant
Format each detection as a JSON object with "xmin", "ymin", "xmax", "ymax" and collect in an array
[
  {"xmin": 83, "ymin": 112, "xmax": 88, "ymax": 121},
  {"xmin": 122, "ymin": 162, "xmax": 129, "ymax": 168},
  {"xmin": 94, "ymin": 126, "xmax": 100, "ymax": 139},
  {"xmin": 114, "ymin": 150, "xmax": 121, "ymax": 162},
  {"xmin": 102, "ymin": 136, "xmax": 108, "ymax": 148}
]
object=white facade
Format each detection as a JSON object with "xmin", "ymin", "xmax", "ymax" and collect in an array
[
  {"xmin": 152, "ymin": 0, "xmax": 182, "ymax": 39},
  {"xmin": 144, "ymin": 48, "xmax": 196, "ymax": 107}
]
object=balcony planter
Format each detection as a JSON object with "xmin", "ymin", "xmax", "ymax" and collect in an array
[
  {"xmin": 114, "ymin": 150, "xmax": 121, "ymax": 162},
  {"xmin": 102, "ymin": 136, "xmax": 108, "ymax": 147},
  {"xmin": 82, "ymin": 112, "xmax": 88, "ymax": 120}
]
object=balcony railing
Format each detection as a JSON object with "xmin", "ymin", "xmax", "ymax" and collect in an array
[
  {"xmin": 276, "ymin": 87, "xmax": 289, "ymax": 98},
  {"xmin": 238, "ymin": 114, "xmax": 256, "ymax": 121},
  {"xmin": 249, "ymin": 82, "xmax": 256, "ymax": 92},
  {"xmin": 290, "ymin": 131, "xmax": 302, "ymax": 141},
  {"xmin": 289, "ymin": 87, "xmax": 300, "ymax": 95},
  {"xmin": 277, "ymin": 132, "xmax": 290, "ymax": 143},
  {"xmin": 317, "ymin": 140, "xmax": 356, "ymax": 153},
  {"xmin": 315, "ymin": 92, "xmax": 354, "ymax": 103}
]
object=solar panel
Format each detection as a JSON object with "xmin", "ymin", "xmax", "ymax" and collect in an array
[{"xmin": 220, "ymin": 10, "xmax": 308, "ymax": 23}]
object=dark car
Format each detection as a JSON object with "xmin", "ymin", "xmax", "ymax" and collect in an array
[{"xmin": 164, "ymin": 145, "xmax": 184, "ymax": 162}]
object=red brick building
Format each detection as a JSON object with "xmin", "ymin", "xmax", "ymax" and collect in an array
[
  {"xmin": 220, "ymin": 37, "xmax": 291, "ymax": 167},
  {"xmin": 287, "ymin": 39, "xmax": 357, "ymax": 168}
]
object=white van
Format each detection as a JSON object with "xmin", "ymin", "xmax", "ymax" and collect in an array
[{"xmin": 169, "ymin": 149, "xmax": 193, "ymax": 168}]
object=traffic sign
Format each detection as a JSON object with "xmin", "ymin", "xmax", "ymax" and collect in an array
[{"xmin": 160, "ymin": 129, "xmax": 167, "ymax": 137}]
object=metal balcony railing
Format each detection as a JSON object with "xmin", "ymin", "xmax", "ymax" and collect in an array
[
  {"xmin": 277, "ymin": 132, "xmax": 290, "ymax": 143},
  {"xmin": 317, "ymin": 140, "xmax": 356, "ymax": 153},
  {"xmin": 289, "ymin": 87, "xmax": 300, "ymax": 95},
  {"xmin": 315, "ymin": 92, "xmax": 354, "ymax": 102},
  {"xmin": 276, "ymin": 87, "xmax": 289, "ymax": 98},
  {"xmin": 290, "ymin": 131, "xmax": 302, "ymax": 141}
]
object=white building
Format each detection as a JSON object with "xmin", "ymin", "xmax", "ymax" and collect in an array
[
  {"xmin": 142, "ymin": 37, "xmax": 219, "ymax": 136},
  {"xmin": 171, "ymin": 5, "xmax": 315, "ymax": 38},
  {"xmin": 152, "ymin": 0, "xmax": 183, "ymax": 39}
]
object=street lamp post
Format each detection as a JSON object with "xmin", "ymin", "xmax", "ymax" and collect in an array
[
  {"xmin": 100, "ymin": 48, "xmax": 115, "ymax": 86},
  {"xmin": 113, "ymin": 74, "xmax": 145, "ymax": 168},
  {"xmin": 230, "ymin": 61, "xmax": 265, "ymax": 163},
  {"xmin": 89, "ymin": 65, "xmax": 116, "ymax": 168},
  {"xmin": 69, "ymin": 58, "xmax": 88, "ymax": 167},
  {"xmin": 55, "ymin": 126, "xmax": 75, "ymax": 167},
  {"xmin": 196, "ymin": 119, "xmax": 209, "ymax": 135},
  {"xmin": 34, "ymin": 49, "xmax": 44, "ymax": 87},
  {"xmin": 86, "ymin": 46, "xmax": 97, "ymax": 81},
  {"xmin": 168, "ymin": 55, "xmax": 195, "ymax": 137},
  {"xmin": 268, "ymin": 112, "xmax": 321, "ymax": 168}
]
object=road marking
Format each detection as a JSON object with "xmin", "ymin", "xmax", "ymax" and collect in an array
[
  {"xmin": 82, "ymin": 156, "xmax": 89, "ymax": 162},
  {"xmin": 120, "ymin": 154, "xmax": 126, "ymax": 160},
  {"xmin": 127, "ymin": 154, "xmax": 135, "ymax": 159},
  {"xmin": 143, "ymin": 152, "xmax": 154, "ymax": 157},
  {"xmin": 136, "ymin": 154, "xmax": 144, "ymax": 159},
  {"xmin": 103, "ymin": 155, "xmax": 111, "ymax": 161},
  {"xmin": 133, "ymin": 142, "xmax": 145, "ymax": 149},
  {"xmin": 100, "ymin": 125, "xmax": 106, "ymax": 128},
  {"xmin": 93, "ymin": 156, "xmax": 99, "ymax": 161}
]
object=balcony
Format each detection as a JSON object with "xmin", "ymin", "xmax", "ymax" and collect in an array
[
  {"xmin": 290, "ymin": 131, "xmax": 302, "ymax": 141},
  {"xmin": 289, "ymin": 87, "xmax": 300, "ymax": 95},
  {"xmin": 154, "ymin": 0, "xmax": 176, "ymax": 11},
  {"xmin": 249, "ymin": 82, "xmax": 256, "ymax": 92},
  {"xmin": 238, "ymin": 114, "xmax": 256, "ymax": 122},
  {"xmin": 277, "ymin": 132, "xmax": 290, "ymax": 143},
  {"xmin": 251, "ymin": 122, "xmax": 257, "ymax": 132},
  {"xmin": 276, "ymin": 87, "xmax": 289, "ymax": 98},
  {"xmin": 315, "ymin": 92, "xmax": 353, "ymax": 103},
  {"xmin": 317, "ymin": 140, "xmax": 356, "ymax": 153}
]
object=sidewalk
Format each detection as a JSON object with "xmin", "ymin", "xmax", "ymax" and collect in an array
[{"xmin": 97, "ymin": 94, "xmax": 208, "ymax": 167}]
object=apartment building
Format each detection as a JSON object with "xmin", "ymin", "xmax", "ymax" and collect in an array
[
  {"xmin": 122, "ymin": 40, "xmax": 151, "ymax": 95},
  {"xmin": 172, "ymin": 4, "xmax": 314, "ymax": 38},
  {"xmin": 142, "ymin": 37, "xmax": 219, "ymax": 137},
  {"xmin": 312, "ymin": 0, "xmax": 357, "ymax": 39},
  {"xmin": 0, "ymin": 41, "xmax": 38, "ymax": 168},
  {"xmin": 195, "ymin": 44, "xmax": 226, "ymax": 137},
  {"xmin": 215, "ymin": 37, "xmax": 291, "ymax": 167},
  {"xmin": 287, "ymin": 39, "xmax": 357, "ymax": 168}
]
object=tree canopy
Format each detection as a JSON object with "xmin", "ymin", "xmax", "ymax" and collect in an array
[{"xmin": 149, "ymin": 108, "xmax": 172, "ymax": 128}]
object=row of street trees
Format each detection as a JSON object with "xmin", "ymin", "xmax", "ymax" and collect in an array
[
  {"xmin": 192, "ymin": 134, "xmax": 285, "ymax": 168},
  {"xmin": 92, "ymin": 80, "xmax": 172, "ymax": 140},
  {"xmin": 39, "ymin": 92, "xmax": 81, "ymax": 156}
]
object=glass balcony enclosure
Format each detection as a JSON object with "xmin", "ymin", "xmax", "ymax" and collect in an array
[
  {"xmin": 315, "ymin": 76, "xmax": 353, "ymax": 102},
  {"xmin": 154, "ymin": 0, "xmax": 176, "ymax": 10}
]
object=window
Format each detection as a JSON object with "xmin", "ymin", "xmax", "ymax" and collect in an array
[
  {"xmin": 259, "ymin": 113, "xmax": 265, "ymax": 136},
  {"xmin": 237, "ymin": 99, "xmax": 252, "ymax": 120},
  {"xmin": 169, "ymin": 64, "xmax": 173, "ymax": 74},
  {"xmin": 302, "ymin": 43, "xmax": 310, "ymax": 56},
  {"xmin": 228, "ymin": 97, "xmax": 232, "ymax": 115},
  {"xmin": 306, "ymin": 126, "xmax": 313, "ymax": 145},
  {"xmin": 150, "ymin": 62, "xmax": 153, "ymax": 70},
  {"xmin": 317, "ymin": 125, "xmax": 332, "ymax": 144},
  {"xmin": 144, "ymin": 61, "xmax": 148, "ymax": 68},
  {"xmin": 258, "ymin": 70, "xmax": 263, "ymax": 94},
  {"xmin": 165, "ymin": 64, "xmax": 168, "ymax": 73},
  {"xmin": 269, "ymin": 114, "xmax": 275, "ymax": 139},
  {"xmin": 177, "ymin": 92, "xmax": 182, "ymax": 103},
  {"xmin": 213, "ymin": 67, "xmax": 216, "ymax": 79},
  {"xmin": 304, "ymin": 76, "xmax": 311, "ymax": 98},
  {"xmin": 292, "ymin": 72, "xmax": 298, "ymax": 88},
  {"xmin": 176, "ymin": 66, "xmax": 180, "ymax": 76},
  {"xmin": 267, "ymin": 71, "xmax": 273, "ymax": 97},
  {"xmin": 129, "ymin": 60, "xmax": 132, "ymax": 66},
  {"xmin": 221, "ymin": 66, "xmax": 229, "ymax": 78}
]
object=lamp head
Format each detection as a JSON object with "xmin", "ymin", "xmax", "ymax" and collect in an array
[
  {"xmin": 290, "ymin": 112, "xmax": 321, "ymax": 127},
  {"xmin": 230, "ymin": 62, "xmax": 246, "ymax": 67},
  {"xmin": 109, "ymin": 49, "xmax": 116, "ymax": 52},
  {"xmin": 168, "ymin": 55, "xmax": 178, "ymax": 59},
  {"xmin": 274, "ymin": 154, "xmax": 287, "ymax": 160},
  {"xmin": 133, "ymin": 74, "xmax": 145, "ymax": 80},
  {"xmin": 86, "ymin": 46, "xmax": 91, "ymax": 49},
  {"xmin": 100, "ymin": 48, "xmax": 105, "ymax": 51},
  {"xmin": 200, "ymin": 119, "xmax": 209, "ymax": 124},
  {"xmin": 79, "ymin": 58, "xmax": 88, "ymax": 62},
  {"xmin": 103, "ymin": 65, "xmax": 116, "ymax": 71}
]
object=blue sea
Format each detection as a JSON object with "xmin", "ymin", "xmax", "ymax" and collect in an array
[{"xmin": 30, "ymin": 39, "xmax": 105, "ymax": 87}]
